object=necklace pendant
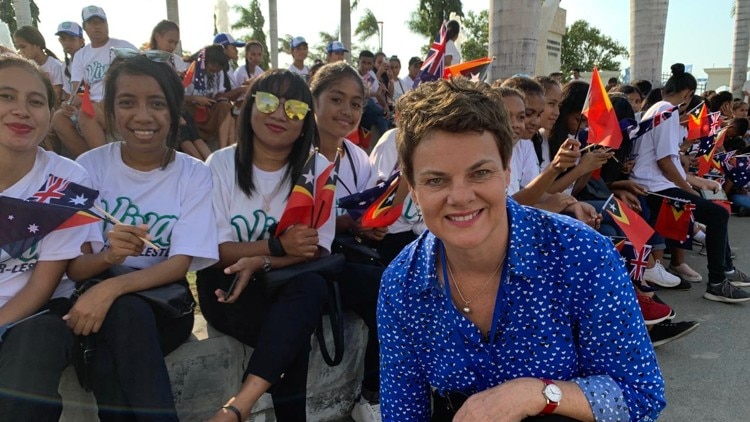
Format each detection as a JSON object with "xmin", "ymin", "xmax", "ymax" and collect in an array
[{"xmin": 462, "ymin": 306, "xmax": 471, "ymax": 314}]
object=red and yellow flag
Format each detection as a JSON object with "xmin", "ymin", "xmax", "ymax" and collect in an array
[
  {"xmin": 581, "ymin": 67, "xmax": 622, "ymax": 149},
  {"xmin": 603, "ymin": 196, "xmax": 654, "ymax": 254},
  {"xmin": 275, "ymin": 153, "xmax": 316, "ymax": 236}
]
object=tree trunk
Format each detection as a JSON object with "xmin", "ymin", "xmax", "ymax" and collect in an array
[
  {"xmin": 269, "ymin": 0, "xmax": 278, "ymax": 68},
  {"xmin": 341, "ymin": 0, "xmax": 351, "ymax": 62},
  {"xmin": 489, "ymin": 0, "xmax": 542, "ymax": 80},
  {"xmin": 630, "ymin": 0, "xmax": 669, "ymax": 85},
  {"xmin": 731, "ymin": 0, "xmax": 750, "ymax": 97},
  {"xmin": 165, "ymin": 0, "xmax": 181, "ymax": 55},
  {"xmin": 13, "ymin": 0, "xmax": 32, "ymax": 28}
]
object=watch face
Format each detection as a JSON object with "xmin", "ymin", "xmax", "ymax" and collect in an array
[{"xmin": 544, "ymin": 384, "xmax": 563, "ymax": 403}]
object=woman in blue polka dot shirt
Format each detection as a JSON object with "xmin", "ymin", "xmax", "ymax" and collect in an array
[{"xmin": 377, "ymin": 78, "xmax": 666, "ymax": 422}]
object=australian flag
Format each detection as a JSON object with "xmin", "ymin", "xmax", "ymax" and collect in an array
[
  {"xmin": 619, "ymin": 241, "xmax": 653, "ymax": 283},
  {"xmin": 413, "ymin": 21, "xmax": 447, "ymax": 88},
  {"xmin": 0, "ymin": 175, "xmax": 101, "ymax": 259},
  {"xmin": 723, "ymin": 154, "xmax": 750, "ymax": 188},
  {"xmin": 629, "ymin": 105, "xmax": 679, "ymax": 142}
]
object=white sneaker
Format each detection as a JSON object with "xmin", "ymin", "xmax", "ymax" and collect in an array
[
  {"xmin": 352, "ymin": 397, "xmax": 382, "ymax": 422},
  {"xmin": 644, "ymin": 260, "xmax": 681, "ymax": 287}
]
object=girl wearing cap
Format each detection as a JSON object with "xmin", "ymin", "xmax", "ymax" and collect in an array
[
  {"xmin": 56, "ymin": 5, "xmax": 136, "ymax": 156},
  {"xmin": 13, "ymin": 26, "xmax": 65, "ymax": 106},
  {"xmin": 55, "ymin": 21, "xmax": 86, "ymax": 102},
  {"xmin": 288, "ymin": 36, "xmax": 309, "ymax": 80}
]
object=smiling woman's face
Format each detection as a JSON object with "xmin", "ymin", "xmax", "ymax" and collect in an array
[{"xmin": 313, "ymin": 75, "xmax": 364, "ymax": 140}]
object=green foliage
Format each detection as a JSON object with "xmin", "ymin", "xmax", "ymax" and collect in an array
[
  {"xmin": 232, "ymin": 0, "xmax": 270, "ymax": 69},
  {"xmin": 560, "ymin": 20, "xmax": 628, "ymax": 76},
  {"xmin": 0, "ymin": 0, "xmax": 40, "ymax": 35},
  {"xmin": 355, "ymin": 8, "xmax": 379, "ymax": 46},
  {"xmin": 460, "ymin": 9, "xmax": 488, "ymax": 61},
  {"xmin": 407, "ymin": 0, "xmax": 463, "ymax": 42}
]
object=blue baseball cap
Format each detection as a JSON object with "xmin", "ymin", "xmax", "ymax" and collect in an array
[
  {"xmin": 213, "ymin": 33, "xmax": 245, "ymax": 48},
  {"xmin": 327, "ymin": 41, "xmax": 348, "ymax": 54},
  {"xmin": 56, "ymin": 21, "xmax": 84, "ymax": 38}
]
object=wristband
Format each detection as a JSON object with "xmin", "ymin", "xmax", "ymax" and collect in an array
[
  {"xmin": 268, "ymin": 236, "xmax": 287, "ymax": 257},
  {"xmin": 221, "ymin": 405, "xmax": 242, "ymax": 422}
]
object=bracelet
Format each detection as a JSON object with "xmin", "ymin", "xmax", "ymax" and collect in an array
[
  {"xmin": 268, "ymin": 236, "xmax": 287, "ymax": 257},
  {"xmin": 221, "ymin": 404, "xmax": 242, "ymax": 422}
]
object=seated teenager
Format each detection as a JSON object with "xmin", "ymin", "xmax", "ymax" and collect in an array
[
  {"xmin": 64, "ymin": 56, "xmax": 218, "ymax": 420},
  {"xmin": 0, "ymin": 54, "xmax": 90, "ymax": 421},
  {"xmin": 196, "ymin": 70, "xmax": 335, "ymax": 422}
]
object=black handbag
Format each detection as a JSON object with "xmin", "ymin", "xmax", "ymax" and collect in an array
[
  {"xmin": 332, "ymin": 235, "xmax": 383, "ymax": 267},
  {"xmin": 253, "ymin": 254, "xmax": 347, "ymax": 367},
  {"xmin": 76, "ymin": 265, "xmax": 195, "ymax": 318}
]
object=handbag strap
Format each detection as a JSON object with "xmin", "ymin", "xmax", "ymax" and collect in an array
[{"xmin": 316, "ymin": 280, "xmax": 344, "ymax": 366}]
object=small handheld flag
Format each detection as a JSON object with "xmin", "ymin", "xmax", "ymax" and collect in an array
[
  {"xmin": 602, "ymin": 195, "xmax": 654, "ymax": 254},
  {"xmin": 275, "ymin": 153, "xmax": 317, "ymax": 236},
  {"xmin": 582, "ymin": 67, "xmax": 622, "ymax": 149}
]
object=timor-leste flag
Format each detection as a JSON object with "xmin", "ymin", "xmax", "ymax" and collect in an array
[
  {"xmin": 360, "ymin": 174, "xmax": 406, "ymax": 228},
  {"xmin": 313, "ymin": 154, "xmax": 340, "ymax": 229},
  {"xmin": 275, "ymin": 153, "xmax": 316, "ymax": 236},
  {"xmin": 686, "ymin": 103, "xmax": 708, "ymax": 140},
  {"xmin": 444, "ymin": 57, "xmax": 492, "ymax": 81},
  {"xmin": 80, "ymin": 82, "xmax": 95, "ymax": 117},
  {"xmin": 603, "ymin": 195, "xmax": 654, "ymax": 254},
  {"xmin": 654, "ymin": 198, "xmax": 694, "ymax": 241},
  {"xmin": 182, "ymin": 61, "xmax": 196, "ymax": 88},
  {"xmin": 581, "ymin": 67, "xmax": 622, "ymax": 149}
]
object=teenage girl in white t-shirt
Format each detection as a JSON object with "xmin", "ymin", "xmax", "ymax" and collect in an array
[
  {"xmin": 13, "ymin": 26, "xmax": 65, "ymax": 106},
  {"xmin": 309, "ymin": 62, "xmax": 384, "ymax": 421},
  {"xmin": 0, "ymin": 55, "xmax": 91, "ymax": 421},
  {"xmin": 198, "ymin": 70, "xmax": 335, "ymax": 422},
  {"xmin": 65, "ymin": 56, "xmax": 218, "ymax": 420}
]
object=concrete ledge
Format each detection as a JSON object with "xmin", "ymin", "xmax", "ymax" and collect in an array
[{"xmin": 60, "ymin": 312, "xmax": 367, "ymax": 421}]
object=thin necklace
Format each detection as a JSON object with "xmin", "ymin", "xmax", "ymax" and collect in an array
[
  {"xmin": 257, "ymin": 177, "xmax": 283, "ymax": 213},
  {"xmin": 446, "ymin": 256, "xmax": 504, "ymax": 314}
]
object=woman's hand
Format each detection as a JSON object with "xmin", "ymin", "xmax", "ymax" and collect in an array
[
  {"xmin": 564, "ymin": 201, "xmax": 602, "ymax": 230},
  {"xmin": 61, "ymin": 103, "xmax": 78, "ymax": 117},
  {"xmin": 620, "ymin": 158, "xmax": 636, "ymax": 175},
  {"xmin": 104, "ymin": 224, "xmax": 150, "ymax": 265},
  {"xmin": 549, "ymin": 139, "xmax": 581, "ymax": 173},
  {"xmin": 358, "ymin": 227, "xmax": 388, "ymax": 241},
  {"xmin": 613, "ymin": 189, "xmax": 642, "ymax": 212},
  {"xmin": 216, "ymin": 256, "xmax": 264, "ymax": 303},
  {"xmin": 578, "ymin": 148, "xmax": 614, "ymax": 173},
  {"xmin": 609, "ymin": 179, "xmax": 648, "ymax": 196},
  {"xmin": 278, "ymin": 225, "xmax": 319, "ymax": 258},
  {"xmin": 693, "ymin": 177, "xmax": 721, "ymax": 193},
  {"xmin": 453, "ymin": 378, "xmax": 545, "ymax": 422},
  {"xmin": 64, "ymin": 280, "xmax": 120, "ymax": 335}
]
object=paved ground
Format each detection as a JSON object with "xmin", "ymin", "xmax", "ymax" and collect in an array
[{"xmin": 652, "ymin": 214, "xmax": 750, "ymax": 421}]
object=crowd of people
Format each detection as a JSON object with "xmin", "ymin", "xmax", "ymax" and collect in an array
[{"xmin": 1, "ymin": 4, "xmax": 750, "ymax": 422}]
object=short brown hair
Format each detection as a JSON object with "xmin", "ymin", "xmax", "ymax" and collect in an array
[{"xmin": 396, "ymin": 78, "xmax": 514, "ymax": 186}]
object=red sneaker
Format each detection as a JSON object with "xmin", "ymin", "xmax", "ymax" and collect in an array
[{"xmin": 637, "ymin": 294, "xmax": 672, "ymax": 325}]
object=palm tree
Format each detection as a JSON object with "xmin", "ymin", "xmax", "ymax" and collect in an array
[
  {"xmin": 355, "ymin": 8, "xmax": 380, "ymax": 51},
  {"xmin": 629, "ymin": 0, "xmax": 669, "ymax": 85},
  {"xmin": 12, "ymin": 0, "xmax": 32, "ymax": 28},
  {"xmin": 489, "ymin": 0, "xmax": 542, "ymax": 79},
  {"xmin": 269, "ymin": 0, "xmax": 278, "ymax": 68},
  {"xmin": 340, "ymin": 0, "xmax": 359, "ymax": 62},
  {"xmin": 312, "ymin": 30, "xmax": 339, "ymax": 63},
  {"xmin": 730, "ymin": 0, "xmax": 750, "ymax": 97}
]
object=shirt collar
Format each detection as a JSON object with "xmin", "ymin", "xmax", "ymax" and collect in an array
[{"xmin": 407, "ymin": 198, "xmax": 544, "ymax": 294}]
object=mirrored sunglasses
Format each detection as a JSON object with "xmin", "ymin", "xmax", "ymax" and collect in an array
[
  {"xmin": 253, "ymin": 91, "xmax": 310, "ymax": 121},
  {"xmin": 110, "ymin": 47, "xmax": 174, "ymax": 64}
]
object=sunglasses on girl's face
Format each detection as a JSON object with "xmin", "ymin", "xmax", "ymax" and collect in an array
[
  {"xmin": 253, "ymin": 91, "xmax": 310, "ymax": 121},
  {"xmin": 110, "ymin": 47, "xmax": 174, "ymax": 64}
]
